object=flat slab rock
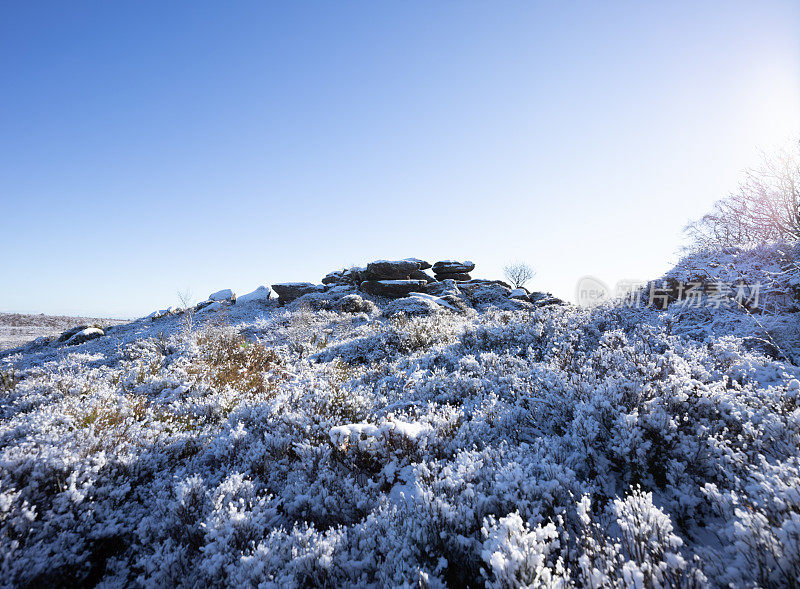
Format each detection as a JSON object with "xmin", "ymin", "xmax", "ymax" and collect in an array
[
  {"xmin": 403, "ymin": 257, "xmax": 432, "ymax": 270},
  {"xmin": 360, "ymin": 279, "xmax": 427, "ymax": 298},
  {"xmin": 410, "ymin": 269, "xmax": 436, "ymax": 283},
  {"xmin": 272, "ymin": 282, "xmax": 325, "ymax": 303},
  {"xmin": 67, "ymin": 327, "xmax": 104, "ymax": 346},
  {"xmin": 433, "ymin": 272, "xmax": 472, "ymax": 281},
  {"xmin": 432, "ymin": 260, "xmax": 475, "ymax": 274},
  {"xmin": 236, "ymin": 286, "xmax": 272, "ymax": 304},
  {"xmin": 365, "ymin": 259, "xmax": 421, "ymax": 280},
  {"xmin": 322, "ymin": 271, "xmax": 345, "ymax": 285},
  {"xmin": 58, "ymin": 325, "xmax": 93, "ymax": 342},
  {"xmin": 208, "ymin": 289, "xmax": 235, "ymax": 302}
]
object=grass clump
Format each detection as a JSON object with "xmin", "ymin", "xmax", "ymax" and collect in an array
[
  {"xmin": 1, "ymin": 364, "xmax": 19, "ymax": 393},
  {"xmin": 193, "ymin": 329, "xmax": 285, "ymax": 397}
]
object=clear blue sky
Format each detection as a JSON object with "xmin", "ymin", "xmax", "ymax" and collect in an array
[{"xmin": 2, "ymin": 1, "xmax": 799, "ymax": 318}]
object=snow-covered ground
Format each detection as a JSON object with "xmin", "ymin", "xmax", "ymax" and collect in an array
[
  {"xmin": 0, "ymin": 246, "xmax": 799, "ymax": 587},
  {"xmin": 0, "ymin": 313, "xmax": 129, "ymax": 351}
]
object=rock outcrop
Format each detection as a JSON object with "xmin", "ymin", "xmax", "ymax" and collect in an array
[
  {"xmin": 236, "ymin": 286, "xmax": 272, "ymax": 305},
  {"xmin": 365, "ymin": 260, "xmax": 421, "ymax": 280},
  {"xmin": 360, "ymin": 279, "xmax": 427, "ymax": 298},
  {"xmin": 435, "ymin": 271, "xmax": 472, "ymax": 281},
  {"xmin": 425, "ymin": 279, "xmax": 460, "ymax": 297},
  {"xmin": 321, "ymin": 258, "xmax": 479, "ymax": 290},
  {"xmin": 58, "ymin": 325, "xmax": 91, "ymax": 343},
  {"xmin": 432, "ymin": 260, "xmax": 475, "ymax": 274},
  {"xmin": 66, "ymin": 327, "xmax": 104, "ymax": 345},
  {"xmin": 528, "ymin": 292, "xmax": 566, "ymax": 307},
  {"xmin": 132, "ymin": 255, "xmax": 571, "ymax": 328},
  {"xmin": 272, "ymin": 282, "xmax": 325, "ymax": 304},
  {"xmin": 438, "ymin": 293, "xmax": 472, "ymax": 313},
  {"xmin": 458, "ymin": 281, "xmax": 512, "ymax": 306},
  {"xmin": 208, "ymin": 289, "xmax": 235, "ymax": 303},
  {"xmin": 197, "ymin": 301, "xmax": 224, "ymax": 315},
  {"xmin": 307, "ymin": 257, "xmax": 555, "ymax": 312},
  {"xmin": 432, "ymin": 260, "xmax": 475, "ymax": 282},
  {"xmin": 410, "ymin": 269, "xmax": 436, "ymax": 283},
  {"xmin": 322, "ymin": 271, "xmax": 345, "ymax": 285},
  {"xmin": 404, "ymin": 258, "xmax": 432, "ymax": 270},
  {"xmin": 146, "ymin": 307, "xmax": 181, "ymax": 321}
]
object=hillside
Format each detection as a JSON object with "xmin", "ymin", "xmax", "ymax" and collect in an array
[
  {"xmin": 0, "ymin": 313, "xmax": 129, "ymax": 351},
  {"xmin": 0, "ymin": 252, "xmax": 799, "ymax": 587}
]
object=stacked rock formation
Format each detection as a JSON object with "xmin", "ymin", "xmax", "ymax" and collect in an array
[
  {"xmin": 431, "ymin": 260, "xmax": 475, "ymax": 282},
  {"xmin": 359, "ymin": 259, "xmax": 428, "ymax": 298},
  {"xmin": 127, "ymin": 256, "xmax": 569, "ymax": 322},
  {"xmin": 267, "ymin": 257, "xmax": 564, "ymax": 313}
]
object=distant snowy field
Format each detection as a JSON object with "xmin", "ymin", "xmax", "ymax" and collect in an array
[
  {"xmin": 0, "ymin": 313, "xmax": 128, "ymax": 351},
  {"xmin": 0, "ymin": 246, "xmax": 799, "ymax": 587}
]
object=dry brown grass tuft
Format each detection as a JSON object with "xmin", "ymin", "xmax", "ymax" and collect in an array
[
  {"xmin": 1, "ymin": 365, "xmax": 19, "ymax": 393},
  {"xmin": 192, "ymin": 330, "xmax": 285, "ymax": 397}
]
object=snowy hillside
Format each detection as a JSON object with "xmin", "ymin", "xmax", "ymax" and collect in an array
[
  {"xmin": 1, "ymin": 251, "xmax": 799, "ymax": 587},
  {"xmin": 0, "ymin": 313, "xmax": 128, "ymax": 352}
]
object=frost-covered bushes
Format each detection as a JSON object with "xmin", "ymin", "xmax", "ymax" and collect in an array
[
  {"xmin": 481, "ymin": 512, "xmax": 567, "ymax": 588},
  {"xmin": 0, "ymin": 271, "xmax": 799, "ymax": 586},
  {"xmin": 637, "ymin": 242, "xmax": 800, "ymax": 366},
  {"xmin": 574, "ymin": 491, "xmax": 707, "ymax": 588}
]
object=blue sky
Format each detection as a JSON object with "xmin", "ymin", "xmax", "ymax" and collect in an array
[{"xmin": 2, "ymin": 1, "xmax": 799, "ymax": 318}]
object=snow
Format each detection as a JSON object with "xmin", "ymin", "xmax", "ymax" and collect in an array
[
  {"xmin": 196, "ymin": 301, "xmax": 223, "ymax": 314},
  {"xmin": 329, "ymin": 422, "xmax": 380, "ymax": 444},
  {"xmin": 373, "ymin": 279, "xmax": 424, "ymax": 285},
  {"xmin": 208, "ymin": 288, "xmax": 235, "ymax": 302},
  {"xmin": 388, "ymin": 419, "xmax": 431, "ymax": 439},
  {"xmin": 0, "ymin": 243, "xmax": 798, "ymax": 586},
  {"xmin": 329, "ymin": 420, "xmax": 431, "ymax": 446},
  {"xmin": 389, "ymin": 480, "xmax": 423, "ymax": 507},
  {"xmin": 236, "ymin": 286, "xmax": 271, "ymax": 305},
  {"xmin": 66, "ymin": 327, "xmax": 104, "ymax": 343},
  {"xmin": 408, "ymin": 292, "xmax": 457, "ymax": 311},
  {"xmin": 145, "ymin": 306, "xmax": 180, "ymax": 320}
]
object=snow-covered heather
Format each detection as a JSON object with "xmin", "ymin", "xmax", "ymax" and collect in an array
[
  {"xmin": 0, "ymin": 313, "xmax": 128, "ymax": 351},
  {"xmin": 1, "ymin": 247, "xmax": 799, "ymax": 587}
]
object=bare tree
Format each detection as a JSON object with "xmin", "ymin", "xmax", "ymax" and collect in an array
[
  {"xmin": 503, "ymin": 261, "xmax": 535, "ymax": 289},
  {"xmin": 685, "ymin": 142, "xmax": 800, "ymax": 250},
  {"xmin": 177, "ymin": 288, "xmax": 195, "ymax": 335}
]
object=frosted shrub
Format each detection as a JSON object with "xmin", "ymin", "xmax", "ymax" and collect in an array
[
  {"xmin": 481, "ymin": 512, "xmax": 568, "ymax": 588},
  {"xmin": 613, "ymin": 489, "xmax": 706, "ymax": 588},
  {"xmin": 1, "ymin": 247, "xmax": 799, "ymax": 585},
  {"xmin": 575, "ymin": 495, "xmax": 625, "ymax": 589}
]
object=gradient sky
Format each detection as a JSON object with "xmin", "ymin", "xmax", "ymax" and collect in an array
[{"xmin": 2, "ymin": 1, "xmax": 799, "ymax": 318}]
